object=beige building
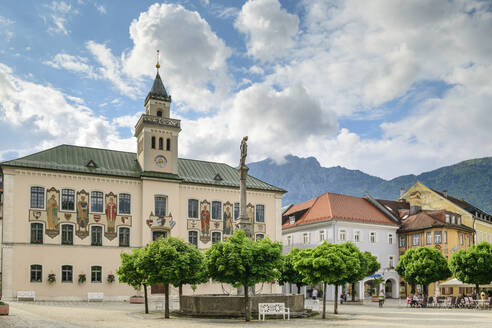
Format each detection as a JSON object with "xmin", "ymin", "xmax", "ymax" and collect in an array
[{"xmin": 0, "ymin": 66, "xmax": 285, "ymax": 301}]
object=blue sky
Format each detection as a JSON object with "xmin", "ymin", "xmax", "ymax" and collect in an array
[{"xmin": 1, "ymin": 0, "xmax": 491, "ymax": 179}]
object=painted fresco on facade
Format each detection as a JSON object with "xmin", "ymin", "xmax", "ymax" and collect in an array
[
  {"xmin": 76, "ymin": 190, "xmax": 90, "ymax": 239},
  {"xmin": 223, "ymin": 201, "xmax": 233, "ymax": 235},
  {"xmin": 45, "ymin": 187, "xmax": 60, "ymax": 238},
  {"xmin": 104, "ymin": 192, "xmax": 117, "ymax": 240},
  {"xmin": 147, "ymin": 211, "xmax": 175, "ymax": 235},
  {"xmin": 200, "ymin": 200, "xmax": 211, "ymax": 243}
]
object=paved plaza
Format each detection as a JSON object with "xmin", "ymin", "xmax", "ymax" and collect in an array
[{"xmin": 1, "ymin": 299, "xmax": 491, "ymax": 328}]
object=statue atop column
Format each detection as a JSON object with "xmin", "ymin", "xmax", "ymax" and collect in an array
[{"xmin": 237, "ymin": 136, "xmax": 252, "ymax": 238}]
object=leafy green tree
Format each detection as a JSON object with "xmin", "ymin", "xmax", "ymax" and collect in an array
[
  {"xmin": 343, "ymin": 246, "xmax": 380, "ymax": 301},
  {"xmin": 294, "ymin": 242, "xmax": 360, "ymax": 317},
  {"xmin": 395, "ymin": 246, "xmax": 451, "ymax": 296},
  {"xmin": 117, "ymin": 248, "xmax": 151, "ymax": 314},
  {"xmin": 169, "ymin": 239, "xmax": 207, "ymax": 311},
  {"xmin": 138, "ymin": 237, "xmax": 202, "ymax": 319},
  {"xmin": 449, "ymin": 242, "xmax": 492, "ymax": 298},
  {"xmin": 279, "ymin": 248, "xmax": 306, "ymax": 294},
  {"xmin": 204, "ymin": 230, "xmax": 282, "ymax": 322}
]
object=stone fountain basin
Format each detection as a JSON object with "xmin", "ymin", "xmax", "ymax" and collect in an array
[{"xmin": 179, "ymin": 294, "xmax": 304, "ymax": 317}]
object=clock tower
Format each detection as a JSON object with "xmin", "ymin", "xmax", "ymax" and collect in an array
[{"xmin": 135, "ymin": 51, "xmax": 181, "ymax": 176}]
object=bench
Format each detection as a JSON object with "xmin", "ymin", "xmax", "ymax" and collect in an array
[
  {"xmin": 88, "ymin": 292, "xmax": 104, "ymax": 302},
  {"xmin": 17, "ymin": 291, "xmax": 35, "ymax": 301},
  {"xmin": 258, "ymin": 303, "xmax": 290, "ymax": 320}
]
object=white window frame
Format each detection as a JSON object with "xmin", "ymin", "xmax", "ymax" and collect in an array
[
  {"xmin": 339, "ymin": 229, "xmax": 346, "ymax": 242},
  {"xmin": 399, "ymin": 235, "xmax": 405, "ymax": 247},
  {"xmin": 354, "ymin": 231, "xmax": 360, "ymax": 243},
  {"xmin": 118, "ymin": 193, "xmax": 131, "ymax": 215},
  {"xmin": 90, "ymin": 190, "xmax": 104, "ymax": 214},
  {"xmin": 255, "ymin": 204, "xmax": 265, "ymax": 223},
  {"xmin": 61, "ymin": 188, "xmax": 76, "ymax": 212},
  {"xmin": 60, "ymin": 223, "xmax": 75, "ymax": 245},
  {"xmin": 118, "ymin": 226, "xmax": 130, "ymax": 247},
  {"xmin": 289, "ymin": 216, "xmax": 295, "ymax": 225},
  {"xmin": 30, "ymin": 222, "xmax": 45, "ymax": 244},
  {"xmin": 255, "ymin": 233, "xmax": 265, "ymax": 241},
  {"xmin": 389, "ymin": 256, "xmax": 394, "ymax": 269},
  {"xmin": 154, "ymin": 195, "xmax": 167, "ymax": 217},
  {"xmin": 388, "ymin": 233, "xmax": 393, "ymax": 245},
  {"xmin": 319, "ymin": 229, "xmax": 325, "ymax": 242},
  {"xmin": 369, "ymin": 232, "xmax": 376, "ymax": 244},
  {"xmin": 434, "ymin": 231, "xmax": 442, "ymax": 244},
  {"xmin": 188, "ymin": 199, "xmax": 199, "ymax": 219},
  {"xmin": 287, "ymin": 235, "xmax": 292, "ymax": 246},
  {"xmin": 426, "ymin": 231, "xmax": 432, "ymax": 245},
  {"xmin": 443, "ymin": 231, "xmax": 447, "ymax": 244},
  {"xmin": 188, "ymin": 230, "xmax": 199, "ymax": 247},
  {"xmin": 303, "ymin": 232, "xmax": 310, "ymax": 244},
  {"xmin": 61, "ymin": 264, "xmax": 73, "ymax": 283},
  {"xmin": 211, "ymin": 201, "xmax": 222, "ymax": 221},
  {"xmin": 29, "ymin": 186, "xmax": 46, "ymax": 210},
  {"xmin": 211, "ymin": 231, "xmax": 222, "ymax": 244},
  {"xmin": 90, "ymin": 224, "xmax": 104, "ymax": 246},
  {"xmin": 412, "ymin": 234, "xmax": 420, "ymax": 246}
]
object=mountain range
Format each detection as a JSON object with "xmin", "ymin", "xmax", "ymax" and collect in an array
[{"xmin": 248, "ymin": 155, "xmax": 492, "ymax": 213}]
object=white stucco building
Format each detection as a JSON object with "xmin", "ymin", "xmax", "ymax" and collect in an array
[{"xmin": 282, "ymin": 192, "xmax": 400, "ymax": 300}]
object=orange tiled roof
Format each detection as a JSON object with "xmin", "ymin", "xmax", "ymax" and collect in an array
[{"xmin": 282, "ymin": 192, "xmax": 398, "ymax": 228}]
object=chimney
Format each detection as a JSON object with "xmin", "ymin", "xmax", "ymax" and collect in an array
[
  {"xmin": 400, "ymin": 187, "xmax": 405, "ymax": 198},
  {"xmin": 443, "ymin": 190, "xmax": 448, "ymax": 198},
  {"xmin": 409, "ymin": 205, "xmax": 421, "ymax": 216}
]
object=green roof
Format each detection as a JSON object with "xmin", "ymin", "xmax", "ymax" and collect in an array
[{"xmin": 1, "ymin": 145, "xmax": 285, "ymax": 193}]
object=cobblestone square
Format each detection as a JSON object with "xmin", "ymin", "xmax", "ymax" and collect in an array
[{"xmin": 1, "ymin": 299, "xmax": 491, "ymax": 328}]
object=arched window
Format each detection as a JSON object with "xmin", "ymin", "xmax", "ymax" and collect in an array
[
  {"xmin": 159, "ymin": 137, "xmax": 163, "ymax": 150},
  {"xmin": 151, "ymin": 136, "xmax": 156, "ymax": 149},
  {"xmin": 157, "ymin": 110, "xmax": 162, "ymax": 117},
  {"xmin": 166, "ymin": 138, "xmax": 171, "ymax": 151}
]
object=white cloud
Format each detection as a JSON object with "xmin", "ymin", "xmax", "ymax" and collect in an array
[
  {"xmin": 235, "ymin": 0, "xmax": 299, "ymax": 62},
  {"xmin": 0, "ymin": 63, "xmax": 133, "ymax": 158},
  {"xmin": 43, "ymin": 1, "xmax": 77, "ymax": 35},
  {"xmin": 44, "ymin": 53, "xmax": 98, "ymax": 79},
  {"xmin": 122, "ymin": 3, "xmax": 233, "ymax": 112},
  {"xmin": 87, "ymin": 41, "xmax": 143, "ymax": 98},
  {"xmin": 0, "ymin": 15, "xmax": 15, "ymax": 42},
  {"xmin": 179, "ymin": 82, "xmax": 337, "ymax": 165},
  {"xmin": 95, "ymin": 4, "xmax": 106, "ymax": 14}
]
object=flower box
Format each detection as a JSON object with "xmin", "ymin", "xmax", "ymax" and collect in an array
[{"xmin": 0, "ymin": 302, "xmax": 9, "ymax": 315}]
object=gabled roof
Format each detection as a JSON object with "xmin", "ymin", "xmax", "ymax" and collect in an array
[
  {"xmin": 0, "ymin": 145, "xmax": 285, "ymax": 193},
  {"xmin": 399, "ymin": 209, "xmax": 474, "ymax": 233},
  {"xmin": 282, "ymin": 192, "xmax": 398, "ymax": 229},
  {"xmin": 431, "ymin": 189, "xmax": 492, "ymax": 221}
]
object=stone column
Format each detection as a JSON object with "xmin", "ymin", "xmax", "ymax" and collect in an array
[{"xmin": 237, "ymin": 165, "xmax": 252, "ymax": 238}]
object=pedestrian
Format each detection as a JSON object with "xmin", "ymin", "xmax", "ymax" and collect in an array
[
  {"xmin": 339, "ymin": 293, "xmax": 344, "ymax": 304},
  {"xmin": 378, "ymin": 289, "xmax": 385, "ymax": 308},
  {"xmin": 312, "ymin": 287, "xmax": 318, "ymax": 300}
]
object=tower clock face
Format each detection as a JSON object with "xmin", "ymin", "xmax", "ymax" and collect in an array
[{"xmin": 154, "ymin": 155, "xmax": 167, "ymax": 168}]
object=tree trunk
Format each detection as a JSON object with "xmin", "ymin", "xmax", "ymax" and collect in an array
[
  {"xmin": 244, "ymin": 284, "xmax": 250, "ymax": 322},
  {"xmin": 411, "ymin": 282, "xmax": 416, "ymax": 294},
  {"xmin": 143, "ymin": 284, "xmax": 149, "ymax": 314},
  {"xmin": 351, "ymin": 283, "xmax": 356, "ymax": 301},
  {"xmin": 297, "ymin": 284, "xmax": 301, "ymax": 294},
  {"xmin": 476, "ymin": 283, "xmax": 480, "ymax": 299},
  {"xmin": 179, "ymin": 285, "xmax": 183, "ymax": 311},
  {"xmin": 334, "ymin": 284, "xmax": 338, "ymax": 315},
  {"xmin": 322, "ymin": 282, "xmax": 327, "ymax": 319},
  {"xmin": 164, "ymin": 283, "xmax": 170, "ymax": 319}
]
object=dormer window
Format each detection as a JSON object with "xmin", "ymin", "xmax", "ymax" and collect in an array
[
  {"xmin": 157, "ymin": 110, "xmax": 163, "ymax": 117},
  {"xmin": 159, "ymin": 137, "xmax": 163, "ymax": 150},
  {"xmin": 289, "ymin": 216, "xmax": 295, "ymax": 225},
  {"xmin": 214, "ymin": 174, "xmax": 222, "ymax": 181},
  {"xmin": 87, "ymin": 160, "xmax": 97, "ymax": 168},
  {"xmin": 151, "ymin": 136, "xmax": 156, "ymax": 149}
]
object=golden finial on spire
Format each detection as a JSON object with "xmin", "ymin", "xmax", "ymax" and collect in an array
[{"xmin": 156, "ymin": 50, "xmax": 161, "ymax": 72}]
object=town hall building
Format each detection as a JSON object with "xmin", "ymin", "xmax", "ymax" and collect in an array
[{"xmin": 0, "ymin": 62, "xmax": 285, "ymax": 300}]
